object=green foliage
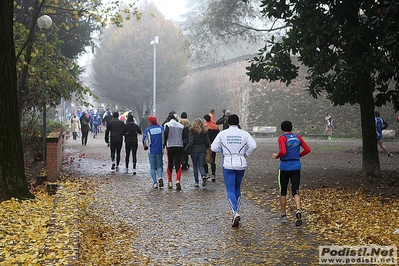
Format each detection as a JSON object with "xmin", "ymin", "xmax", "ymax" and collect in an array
[
  {"xmin": 14, "ymin": 0, "xmax": 141, "ymax": 117},
  {"xmin": 20, "ymin": 113, "xmax": 66, "ymax": 163},
  {"xmin": 23, "ymin": 33, "xmax": 84, "ymax": 109},
  {"xmin": 246, "ymin": 1, "xmax": 399, "ymax": 111},
  {"xmin": 91, "ymin": 4, "xmax": 190, "ymax": 116},
  {"xmin": 15, "ymin": 0, "xmax": 141, "ymax": 59},
  {"xmin": 246, "ymin": 0, "xmax": 399, "ymax": 177},
  {"xmin": 47, "ymin": 119, "xmax": 67, "ymax": 133},
  {"xmin": 13, "ymin": 0, "xmax": 140, "ymax": 165}
]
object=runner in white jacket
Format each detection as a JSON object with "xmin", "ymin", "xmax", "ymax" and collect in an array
[{"xmin": 211, "ymin": 114, "xmax": 257, "ymax": 227}]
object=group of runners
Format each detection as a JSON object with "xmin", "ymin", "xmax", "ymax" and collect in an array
[
  {"xmin": 102, "ymin": 109, "xmax": 310, "ymax": 228},
  {"xmin": 74, "ymin": 107, "xmax": 393, "ymax": 228}
]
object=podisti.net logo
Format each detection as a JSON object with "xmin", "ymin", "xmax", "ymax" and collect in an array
[{"xmin": 319, "ymin": 245, "xmax": 397, "ymax": 265}]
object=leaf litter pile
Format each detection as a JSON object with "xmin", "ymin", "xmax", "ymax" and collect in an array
[
  {"xmin": 245, "ymin": 186, "xmax": 399, "ymax": 246},
  {"xmin": 0, "ymin": 180, "xmax": 79, "ymax": 265},
  {"xmin": 0, "ymin": 177, "xmax": 398, "ymax": 265},
  {"xmin": 78, "ymin": 179, "xmax": 144, "ymax": 265}
]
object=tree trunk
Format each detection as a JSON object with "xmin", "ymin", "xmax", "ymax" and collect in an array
[
  {"xmin": 0, "ymin": 1, "xmax": 34, "ymax": 200},
  {"xmin": 357, "ymin": 72, "xmax": 381, "ymax": 178}
]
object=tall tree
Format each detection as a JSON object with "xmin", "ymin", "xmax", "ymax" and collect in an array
[
  {"xmin": 92, "ymin": 4, "xmax": 190, "ymax": 117},
  {"xmin": 0, "ymin": 0, "xmax": 140, "ymax": 200},
  {"xmin": 246, "ymin": 1, "xmax": 399, "ymax": 178},
  {"xmin": 15, "ymin": 0, "xmax": 141, "ymax": 115},
  {"xmin": 0, "ymin": 0, "xmax": 34, "ymax": 200},
  {"xmin": 184, "ymin": 0, "xmax": 277, "ymax": 67}
]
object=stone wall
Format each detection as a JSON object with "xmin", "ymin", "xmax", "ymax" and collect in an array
[{"xmin": 158, "ymin": 56, "xmax": 399, "ymax": 138}]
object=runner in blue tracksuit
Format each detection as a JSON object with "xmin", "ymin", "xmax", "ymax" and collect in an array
[
  {"xmin": 211, "ymin": 114, "xmax": 257, "ymax": 227},
  {"xmin": 90, "ymin": 112, "xmax": 101, "ymax": 138},
  {"xmin": 142, "ymin": 116, "xmax": 164, "ymax": 188}
]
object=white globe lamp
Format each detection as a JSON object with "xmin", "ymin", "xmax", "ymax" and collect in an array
[{"xmin": 37, "ymin": 15, "xmax": 52, "ymax": 30}]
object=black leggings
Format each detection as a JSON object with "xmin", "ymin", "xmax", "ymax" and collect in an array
[
  {"xmin": 110, "ymin": 141, "xmax": 123, "ymax": 165},
  {"xmin": 81, "ymin": 131, "xmax": 89, "ymax": 145},
  {"xmin": 166, "ymin": 147, "xmax": 183, "ymax": 181},
  {"xmin": 204, "ymin": 151, "xmax": 216, "ymax": 175},
  {"xmin": 278, "ymin": 170, "xmax": 301, "ymax": 197},
  {"xmin": 125, "ymin": 142, "xmax": 138, "ymax": 168},
  {"xmin": 182, "ymin": 143, "xmax": 189, "ymax": 168}
]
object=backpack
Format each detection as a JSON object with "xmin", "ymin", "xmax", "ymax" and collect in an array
[{"xmin": 382, "ymin": 119, "xmax": 389, "ymax": 130}]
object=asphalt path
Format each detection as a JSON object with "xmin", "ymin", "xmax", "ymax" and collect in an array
[{"xmin": 63, "ymin": 130, "xmax": 325, "ymax": 265}]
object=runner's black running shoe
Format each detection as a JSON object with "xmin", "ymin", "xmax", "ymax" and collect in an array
[{"xmin": 295, "ymin": 210, "xmax": 302, "ymax": 226}]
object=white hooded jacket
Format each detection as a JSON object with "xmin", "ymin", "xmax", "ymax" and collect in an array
[{"xmin": 211, "ymin": 125, "xmax": 257, "ymax": 170}]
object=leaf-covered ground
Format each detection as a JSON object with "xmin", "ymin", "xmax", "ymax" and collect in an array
[
  {"xmin": 1, "ymin": 136, "xmax": 398, "ymax": 265},
  {"xmin": 0, "ymin": 180, "xmax": 79, "ymax": 265},
  {"xmin": 245, "ymin": 187, "xmax": 399, "ymax": 246}
]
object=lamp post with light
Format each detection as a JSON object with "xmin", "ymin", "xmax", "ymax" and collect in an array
[
  {"xmin": 150, "ymin": 36, "xmax": 159, "ymax": 117},
  {"xmin": 37, "ymin": 15, "xmax": 52, "ymax": 162}
]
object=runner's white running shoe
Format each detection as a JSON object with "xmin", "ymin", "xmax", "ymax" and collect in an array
[
  {"xmin": 388, "ymin": 153, "xmax": 394, "ymax": 163},
  {"xmin": 232, "ymin": 213, "xmax": 241, "ymax": 227}
]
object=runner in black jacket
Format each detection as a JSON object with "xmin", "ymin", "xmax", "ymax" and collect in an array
[
  {"xmin": 105, "ymin": 112, "xmax": 125, "ymax": 171},
  {"xmin": 122, "ymin": 115, "xmax": 142, "ymax": 174}
]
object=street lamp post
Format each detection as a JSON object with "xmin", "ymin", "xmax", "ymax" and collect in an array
[
  {"xmin": 37, "ymin": 15, "xmax": 52, "ymax": 162},
  {"xmin": 150, "ymin": 36, "xmax": 159, "ymax": 116}
]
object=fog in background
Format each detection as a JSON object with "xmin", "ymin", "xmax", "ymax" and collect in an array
[{"xmin": 77, "ymin": 0, "xmax": 281, "ymax": 124}]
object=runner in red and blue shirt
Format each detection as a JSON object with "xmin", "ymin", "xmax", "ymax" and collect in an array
[
  {"xmin": 272, "ymin": 121, "xmax": 311, "ymax": 226},
  {"xmin": 142, "ymin": 116, "xmax": 165, "ymax": 188}
]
